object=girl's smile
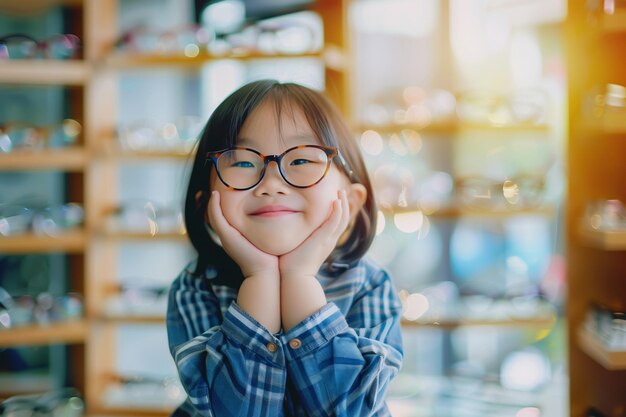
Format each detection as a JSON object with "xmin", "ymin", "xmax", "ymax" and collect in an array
[{"xmin": 249, "ymin": 205, "xmax": 301, "ymax": 217}]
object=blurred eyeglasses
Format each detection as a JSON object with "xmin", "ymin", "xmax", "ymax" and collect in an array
[
  {"xmin": 0, "ymin": 388, "xmax": 83, "ymax": 417},
  {"xmin": 456, "ymin": 89, "xmax": 548, "ymax": 126},
  {"xmin": 106, "ymin": 200, "xmax": 185, "ymax": 235},
  {"xmin": 586, "ymin": 84, "xmax": 626, "ymax": 129},
  {"xmin": 207, "ymin": 145, "xmax": 345, "ymax": 190},
  {"xmin": 102, "ymin": 374, "xmax": 185, "ymax": 408},
  {"xmin": 104, "ymin": 280, "xmax": 168, "ymax": 318},
  {"xmin": 585, "ymin": 199, "xmax": 626, "ymax": 231},
  {"xmin": 0, "ymin": 287, "xmax": 83, "ymax": 329},
  {"xmin": 585, "ymin": 303, "xmax": 626, "ymax": 350},
  {"xmin": 455, "ymin": 176, "xmax": 545, "ymax": 210},
  {"xmin": 116, "ymin": 25, "xmax": 213, "ymax": 55},
  {"xmin": 0, "ymin": 203, "xmax": 84, "ymax": 237},
  {"xmin": 0, "ymin": 34, "xmax": 80, "ymax": 60},
  {"xmin": 118, "ymin": 116, "xmax": 203, "ymax": 153},
  {"xmin": 0, "ymin": 119, "xmax": 81, "ymax": 153}
]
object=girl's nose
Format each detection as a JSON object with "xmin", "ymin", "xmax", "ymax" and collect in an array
[{"xmin": 254, "ymin": 161, "xmax": 289, "ymax": 195}]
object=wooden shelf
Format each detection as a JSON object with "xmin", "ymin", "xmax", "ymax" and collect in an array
[
  {"xmin": 578, "ymin": 222, "xmax": 626, "ymax": 250},
  {"xmin": 355, "ymin": 122, "xmax": 551, "ymax": 135},
  {"xmin": 99, "ymin": 314, "xmax": 165, "ymax": 324},
  {"xmin": 106, "ymin": 50, "xmax": 324, "ymax": 69},
  {"xmin": 380, "ymin": 205, "xmax": 557, "ymax": 218},
  {"xmin": 101, "ymin": 147, "xmax": 193, "ymax": 161},
  {"xmin": 90, "ymin": 406, "xmax": 173, "ymax": 417},
  {"xmin": 99, "ymin": 230, "xmax": 187, "ymax": 241},
  {"xmin": 0, "ymin": 320, "xmax": 88, "ymax": 347},
  {"xmin": 0, "ymin": 148, "xmax": 88, "ymax": 171},
  {"xmin": 0, "ymin": 230, "xmax": 86, "ymax": 253},
  {"xmin": 0, "ymin": 60, "xmax": 91, "ymax": 85},
  {"xmin": 401, "ymin": 314, "xmax": 556, "ymax": 330},
  {"xmin": 578, "ymin": 327, "xmax": 626, "ymax": 370}
]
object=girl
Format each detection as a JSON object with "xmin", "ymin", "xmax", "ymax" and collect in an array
[{"xmin": 167, "ymin": 80, "xmax": 403, "ymax": 417}]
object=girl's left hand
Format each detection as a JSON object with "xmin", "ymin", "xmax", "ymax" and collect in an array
[{"xmin": 279, "ymin": 189, "xmax": 350, "ymax": 280}]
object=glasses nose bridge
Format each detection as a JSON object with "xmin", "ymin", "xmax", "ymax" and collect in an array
[{"xmin": 259, "ymin": 153, "xmax": 286, "ymax": 182}]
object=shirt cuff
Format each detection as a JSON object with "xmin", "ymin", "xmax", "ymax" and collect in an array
[
  {"xmin": 280, "ymin": 302, "xmax": 349, "ymax": 361},
  {"xmin": 221, "ymin": 301, "xmax": 285, "ymax": 366}
]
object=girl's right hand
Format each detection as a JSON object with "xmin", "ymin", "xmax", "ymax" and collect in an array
[{"xmin": 208, "ymin": 191, "xmax": 279, "ymax": 279}]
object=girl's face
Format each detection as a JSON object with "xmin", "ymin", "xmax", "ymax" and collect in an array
[{"xmin": 208, "ymin": 99, "xmax": 366, "ymax": 256}]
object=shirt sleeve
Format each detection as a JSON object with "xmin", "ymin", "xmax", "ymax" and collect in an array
[
  {"xmin": 279, "ymin": 268, "xmax": 403, "ymax": 417},
  {"xmin": 166, "ymin": 270, "xmax": 287, "ymax": 416}
]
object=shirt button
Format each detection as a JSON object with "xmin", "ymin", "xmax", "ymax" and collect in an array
[
  {"xmin": 289, "ymin": 338, "xmax": 302, "ymax": 349},
  {"xmin": 266, "ymin": 342, "xmax": 277, "ymax": 353}
]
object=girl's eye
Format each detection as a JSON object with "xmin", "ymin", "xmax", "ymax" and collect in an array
[
  {"xmin": 232, "ymin": 161, "xmax": 255, "ymax": 168},
  {"xmin": 290, "ymin": 159, "xmax": 313, "ymax": 166}
]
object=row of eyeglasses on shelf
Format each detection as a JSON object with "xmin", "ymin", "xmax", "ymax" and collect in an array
[
  {"xmin": 0, "ymin": 375, "xmax": 186, "ymax": 414},
  {"xmin": 0, "ymin": 201, "xmax": 186, "ymax": 237},
  {"xmin": 0, "ymin": 117, "xmax": 202, "ymax": 154},
  {"xmin": 0, "ymin": 11, "xmax": 320, "ymax": 61},
  {"xmin": 0, "ymin": 287, "xmax": 82, "ymax": 329},
  {"xmin": 583, "ymin": 302, "xmax": 626, "ymax": 350},
  {"xmin": 0, "ymin": 280, "xmax": 168, "ymax": 329},
  {"xmin": 361, "ymin": 82, "xmax": 626, "ymax": 129}
]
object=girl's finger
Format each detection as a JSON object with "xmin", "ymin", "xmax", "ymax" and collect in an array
[{"xmin": 208, "ymin": 191, "xmax": 235, "ymax": 239}]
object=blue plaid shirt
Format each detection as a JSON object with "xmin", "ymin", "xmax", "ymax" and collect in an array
[{"xmin": 166, "ymin": 257, "xmax": 403, "ymax": 417}]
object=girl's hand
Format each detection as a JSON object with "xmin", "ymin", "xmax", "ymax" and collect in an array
[
  {"xmin": 208, "ymin": 191, "xmax": 279, "ymax": 279},
  {"xmin": 279, "ymin": 189, "xmax": 350, "ymax": 280}
]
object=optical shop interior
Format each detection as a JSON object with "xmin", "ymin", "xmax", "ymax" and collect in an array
[{"xmin": 1, "ymin": 0, "xmax": 626, "ymax": 416}]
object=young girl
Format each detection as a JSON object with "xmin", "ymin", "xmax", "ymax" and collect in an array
[{"xmin": 167, "ymin": 80, "xmax": 403, "ymax": 416}]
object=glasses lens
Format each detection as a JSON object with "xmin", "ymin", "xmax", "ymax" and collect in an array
[
  {"xmin": 48, "ymin": 34, "xmax": 80, "ymax": 59},
  {"xmin": 281, "ymin": 147, "xmax": 329, "ymax": 187},
  {"xmin": 1, "ymin": 36, "xmax": 37, "ymax": 59},
  {"xmin": 217, "ymin": 149, "xmax": 264, "ymax": 189}
]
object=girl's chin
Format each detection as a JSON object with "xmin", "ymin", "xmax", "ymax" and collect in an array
[{"xmin": 249, "ymin": 236, "xmax": 304, "ymax": 256}]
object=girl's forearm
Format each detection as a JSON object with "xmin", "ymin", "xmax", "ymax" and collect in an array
[
  {"xmin": 237, "ymin": 273, "xmax": 281, "ymax": 334},
  {"xmin": 280, "ymin": 274, "xmax": 327, "ymax": 332}
]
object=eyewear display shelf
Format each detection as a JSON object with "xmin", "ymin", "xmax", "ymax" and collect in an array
[
  {"xmin": 0, "ymin": 1, "xmax": 350, "ymax": 416},
  {"xmin": 0, "ymin": 0, "xmax": 88, "ymax": 406},
  {"xmin": 566, "ymin": 4, "xmax": 626, "ymax": 417}
]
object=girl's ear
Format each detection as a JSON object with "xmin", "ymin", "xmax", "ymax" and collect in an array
[{"xmin": 345, "ymin": 182, "xmax": 367, "ymax": 220}]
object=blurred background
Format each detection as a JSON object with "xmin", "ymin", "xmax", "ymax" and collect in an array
[{"xmin": 0, "ymin": 1, "xmax": 625, "ymax": 416}]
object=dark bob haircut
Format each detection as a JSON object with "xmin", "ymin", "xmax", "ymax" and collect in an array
[{"xmin": 184, "ymin": 79, "xmax": 377, "ymax": 284}]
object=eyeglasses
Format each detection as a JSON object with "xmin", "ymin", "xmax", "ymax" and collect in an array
[
  {"xmin": 206, "ymin": 145, "xmax": 344, "ymax": 190},
  {"xmin": 455, "ymin": 176, "xmax": 545, "ymax": 210},
  {"xmin": 0, "ymin": 388, "xmax": 84, "ymax": 417},
  {"xmin": 116, "ymin": 25, "xmax": 213, "ymax": 55},
  {"xmin": 0, "ymin": 203, "xmax": 84, "ymax": 237},
  {"xmin": 0, "ymin": 34, "xmax": 80, "ymax": 60},
  {"xmin": 0, "ymin": 119, "xmax": 81, "ymax": 153},
  {"xmin": 456, "ymin": 89, "xmax": 548, "ymax": 126},
  {"xmin": 0, "ymin": 287, "xmax": 83, "ymax": 329},
  {"xmin": 118, "ymin": 116, "xmax": 203, "ymax": 153}
]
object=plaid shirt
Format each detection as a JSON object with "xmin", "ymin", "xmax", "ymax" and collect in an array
[{"xmin": 166, "ymin": 257, "xmax": 403, "ymax": 417}]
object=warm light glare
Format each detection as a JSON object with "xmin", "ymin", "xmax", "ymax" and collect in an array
[
  {"xmin": 501, "ymin": 348, "xmax": 551, "ymax": 391},
  {"xmin": 403, "ymin": 292, "xmax": 430, "ymax": 321},
  {"xmin": 516, "ymin": 407, "xmax": 541, "ymax": 417},
  {"xmin": 503, "ymin": 179, "xmax": 520, "ymax": 204},
  {"xmin": 360, "ymin": 130, "xmax": 384, "ymax": 155},
  {"xmin": 394, "ymin": 211, "xmax": 424, "ymax": 233},
  {"xmin": 184, "ymin": 43, "xmax": 200, "ymax": 57},
  {"xmin": 401, "ymin": 129, "xmax": 422, "ymax": 154}
]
